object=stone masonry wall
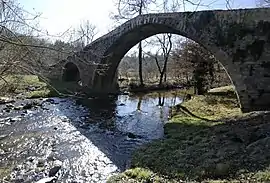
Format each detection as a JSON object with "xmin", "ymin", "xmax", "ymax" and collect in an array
[{"xmin": 49, "ymin": 8, "xmax": 270, "ymax": 112}]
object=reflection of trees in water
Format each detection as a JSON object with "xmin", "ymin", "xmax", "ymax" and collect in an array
[
  {"xmin": 171, "ymin": 93, "xmax": 178, "ymax": 106},
  {"xmin": 76, "ymin": 96, "xmax": 117, "ymax": 128},
  {"xmin": 158, "ymin": 92, "xmax": 165, "ymax": 106},
  {"xmin": 136, "ymin": 95, "xmax": 143, "ymax": 111},
  {"xmin": 159, "ymin": 106, "xmax": 164, "ymax": 120}
]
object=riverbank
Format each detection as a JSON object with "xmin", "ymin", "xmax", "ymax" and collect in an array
[
  {"xmin": 126, "ymin": 83, "xmax": 185, "ymax": 93},
  {"xmin": 0, "ymin": 75, "xmax": 190, "ymax": 99},
  {"xmin": 108, "ymin": 86, "xmax": 270, "ymax": 182},
  {"xmin": 0, "ymin": 75, "xmax": 57, "ymax": 99},
  {"xmin": 0, "ymin": 75, "xmax": 85, "ymax": 99}
]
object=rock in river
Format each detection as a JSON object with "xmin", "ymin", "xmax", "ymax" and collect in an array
[
  {"xmin": 48, "ymin": 166, "xmax": 61, "ymax": 177},
  {"xmin": 23, "ymin": 103, "xmax": 34, "ymax": 109},
  {"xmin": 9, "ymin": 117, "xmax": 21, "ymax": 122},
  {"xmin": 45, "ymin": 98, "xmax": 56, "ymax": 104},
  {"xmin": 6, "ymin": 103, "xmax": 15, "ymax": 108},
  {"xmin": 127, "ymin": 132, "xmax": 136, "ymax": 139},
  {"xmin": 14, "ymin": 106, "xmax": 23, "ymax": 110},
  {"xmin": 35, "ymin": 177, "xmax": 56, "ymax": 183},
  {"xmin": 0, "ymin": 97, "xmax": 15, "ymax": 105}
]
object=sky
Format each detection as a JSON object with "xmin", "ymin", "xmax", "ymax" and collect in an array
[{"xmin": 19, "ymin": 0, "xmax": 257, "ymax": 42}]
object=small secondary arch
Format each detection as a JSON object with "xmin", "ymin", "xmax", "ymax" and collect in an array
[{"xmin": 62, "ymin": 62, "xmax": 81, "ymax": 82}]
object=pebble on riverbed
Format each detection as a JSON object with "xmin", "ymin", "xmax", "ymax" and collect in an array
[
  {"xmin": 0, "ymin": 97, "xmax": 15, "ymax": 105},
  {"xmin": 6, "ymin": 103, "xmax": 15, "ymax": 108},
  {"xmin": 127, "ymin": 132, "xmax": 136, "ymax": 139},
  {"xmin": 0, "ymin": 148, "xmax": 5, "ymax": 155},
  {"xmin": 14, "ymin": 106, "xmax": 24, "ymax": 110},
  {"xmin": 9, "ymin": 117, "xmax": 21, "ymax": 122},
  {"xmin": 35, "ymin": 177, "xmax": 56, "ymax": 183},
  {"xmin": 23, "ymin": 103, "xmax": 34, "ymax": 109},
  {"xmin": 37, "ymin": 159, "xmax": 46, "ymax": 167},
  {"xmin": 44, "ymin": 98, "xmax": 57, "ymax": 104},
  {"xmin": 3, "ymin": 108, "xmax": 11, "ymax": 113}
]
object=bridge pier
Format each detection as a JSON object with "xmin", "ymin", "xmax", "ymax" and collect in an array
[{"xmin": 87, "ymin": 70, "xmax": 120, "ymax": 94}]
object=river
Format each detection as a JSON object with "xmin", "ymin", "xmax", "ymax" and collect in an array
[{"xmin": 0, "ymin": 90, "xmax": 182, "ymax": 183}]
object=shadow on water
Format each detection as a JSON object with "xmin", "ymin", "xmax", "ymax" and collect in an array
[
  {"xmin": 71, "ymin": 91, "xmax": 183, "ymax": 166},
  {"xmin": 76, "ymin": 96, "xmax": 118, "ymax": 129},
  {"xmin": 0, "ymin": 89, "xmax": 183, "ymax": 182}
]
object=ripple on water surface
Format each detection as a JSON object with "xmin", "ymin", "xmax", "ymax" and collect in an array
[{"xmin": 0, "ymin": 91, "xmax": 182, "ymax": 182}]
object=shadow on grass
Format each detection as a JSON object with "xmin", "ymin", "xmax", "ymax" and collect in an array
[
  {"xmin": 172, "ymin": 104, "xmax": 219, "ymax": 122},
  {"xmin": 125, "ymin": 112, "xmax": 270, "ymax": 182}
]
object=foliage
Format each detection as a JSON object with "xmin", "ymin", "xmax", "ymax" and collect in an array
[
  {"xmin": 107, "ymin": 168, "xmax": 178, "ymax": 183},
  {"xmin": 172, "ymin": 40, "xmax": 218, "ymax": 94}
]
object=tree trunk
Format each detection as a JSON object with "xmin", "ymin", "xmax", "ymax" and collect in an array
[
  {"xmin": 138, "ymin": 2, "xmax": 144, "ymax": 87},
  {"xmin": 193, "ymin": 61, "xmax": 207, "ymax": 95},
  {"xmin": 159, "ymin": 71, "xmax": 164, "ymax": 86},
  {"xmin": 138, "ymin": 41, "xmax": 144, "ymax": 86}
]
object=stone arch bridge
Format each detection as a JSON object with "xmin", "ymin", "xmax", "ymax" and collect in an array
[{"xmin": 49, "ymin": 8, "xmax": 270, "ymax": 112}]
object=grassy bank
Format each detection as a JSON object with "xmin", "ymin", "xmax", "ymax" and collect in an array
[
  {"xmin": 0, "ymin": 75, "xmax": 52, "ymax": 98},
  {"xmin": 0, "ymin": 75, "xmax": 81, "ymax": 99},
  {"xmin": 128, "ymin": 87, "xmax": 194, "ymax": 100},
  {"xmin": 108, "ymin": 86, "xmax": 270, "ymax": 182}
]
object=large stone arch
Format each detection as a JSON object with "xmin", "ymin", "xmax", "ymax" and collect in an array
[
  {"xmin": 92, "ymin": 23, "xmax": 236, "ymax": 90},
  {"xmin": 58, "ymin": 8, "xmax": 270, "ymax": 112}
]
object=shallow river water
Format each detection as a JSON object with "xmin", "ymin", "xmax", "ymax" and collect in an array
[{"xmin": 0, "ymin": 91, "xmax": 182, "ymax": 183}]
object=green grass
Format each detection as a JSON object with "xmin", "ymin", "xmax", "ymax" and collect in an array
[
  {"xmin": 207, "ymin": 85, "xmax": 237, "ymax": 98},
  {"xmin": 172, "ymin": 95, "xmax": 241, "ymax": 121},
  {"xmin": 0, "ymin": 167, "xmax": 14, "ymax": 181},
  {"xmin": 108, "ymin": 86, "xmax": 270, "ymax": 182},
  {"xmin": 128, "ymin": 87, "xmax": 194, "ymax": 100},
  {"xmin": 107, "ymin": 168, "xmax": 179, "ymax": 183},
  {"xmin": 0, "ymin": 75, "xmax": 51, "ymax": 98},
  {"xmin": 27, "ymin": 89, "xmax": 53, "ymax": 98},
  {"xmin": 0, "ymin": 75, "xmax": 82, "ymax": 98}
]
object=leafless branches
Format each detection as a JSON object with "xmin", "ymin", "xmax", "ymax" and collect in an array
[{"xmin": 256, "ymin": 0, "xmax": 270, "ymax": 7}]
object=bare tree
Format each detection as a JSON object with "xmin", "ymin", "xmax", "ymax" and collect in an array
[
  {"xmin": 144, "ymin": 33, "xmax": 173, "ymax": 86},
  {"xmin": 142, "ymin": 0, "xmax": 178, "ymax": 86},
  {"xmin": 112, "ymin": 0, "xmax": 156, "ymax": 87},
  {"xmin": 256, "ymin": 0, "xmax": 270, "ymax": 7},
  {"xmin": 77, "ymin": 20, "xmax": 97, "ymax": 48},
  {"xmin": 173, "ymin": 40, "xmax": 219, "ymax": 94},
  {"xmin": 0, "ymin": 0, "xmax": 41, "ymax": 75}
]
